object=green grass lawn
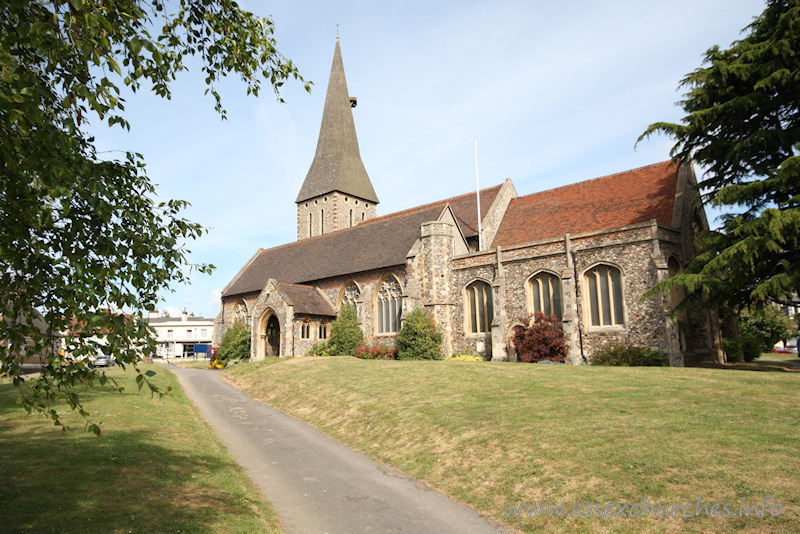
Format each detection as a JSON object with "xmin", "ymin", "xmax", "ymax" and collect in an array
[
  {"xmin": 226, "ymin": 357, "xmax": 800, "ymax": 534},
  {"xmin": 0, "ymin": 364, "xmax": 281, "ymax": 533}
]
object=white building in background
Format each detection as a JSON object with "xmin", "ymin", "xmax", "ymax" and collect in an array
[{"xmin": 147, "ymin": 309, "xmax": 214, "ymax": 359}]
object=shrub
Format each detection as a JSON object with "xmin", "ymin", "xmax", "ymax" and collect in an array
[
  {"xmin": 218, "ymin": 322, "xmax": 251, "ymax": 365},
  {"xmin": 722, "ymin": 338, "xmax": 744, "ymax": 363},
  {"xmin": 739, "ymin": 307, "xmax": 797, "ymax": 361},
  {"xmin": 355, "ymin": 342, "xmax": 397, "ymax": 360},
  {"xmin": 305, "ymin": 341, "xmax": 332, "ymax": 357},
  {"xmin": 328, "ymin": 304, "xmax": 363, "ymax": 356},
  {"xmin": 511, "ymin": 312, "xmax": 567, "ymax": 363},
  {"xmin": 447, "ymin": 353, "xmax": 485, "ymax": 362},
  {"xmin": 590, "ymin": 342, "xmax": 666, "ymax": 366},
  {"xmin": 396, "ymin": 308, "xmax": 443, "ymax": 360}
]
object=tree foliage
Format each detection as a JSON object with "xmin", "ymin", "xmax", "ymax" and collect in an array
[
  {"xmin": 217, "ymin": 321, "xmax": 250, "ymax": 365},
  {"xmin": 740, "ymin": 306, "xmax": 798, "ymax": 360},
  {"xmin": 511, "ymin": 312, "xmax": 567, "ymax": 363},
  {"xmin": 396, "ymin": 308, "xmax": 443, "ymax": 360},
  {"xmin": 0, "ymin": 0, "xmax": 308, "ymax": 432},
  {"xmin": 639, "ymin": 0, "xmax": 800, "ymax": 310},
  {"xmin": 328, "ymin": 304, "xmax": 363, "ymax": 356}
]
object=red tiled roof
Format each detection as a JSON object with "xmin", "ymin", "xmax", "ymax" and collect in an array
[
  {"xmin": 222, "ymin": 184, "xmax": 502, "ymax": 297},
  {"xmin": 491, "ymin": 161, "xmax": 678, "ymax": 248}
]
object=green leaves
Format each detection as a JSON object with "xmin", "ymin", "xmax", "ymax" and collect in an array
[
  {"xmin": 0, "ymin": 0, "xmax": 306, "ymax": 433},
  {"xmin": 640, "ymin": 0, "xmax": 800, "ymax": 310}
]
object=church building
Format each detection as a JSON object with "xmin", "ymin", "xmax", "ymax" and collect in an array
[{"xmin": 214, "ymin": 40, "xmax": 724, "ymax": 366}]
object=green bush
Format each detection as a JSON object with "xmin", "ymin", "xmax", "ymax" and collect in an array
[
  {"xmin": 218, "ymin": 322, "xmax": 251, "ymax": 365},
  {"xmin": 396, "ymin": 308, "xmax": 443, "ymax": 360},
  {"xmin": 590, "ymin": 342, "xmax": 666, "ymax": 366},
  {"xmin": 305, "ymin": 341, "xmax": 332, "ymax": 357},
  {"xmin": 722, "ymin": 338, "xmax": 744, "ymax": 363},
  {"xmin": 739, "ymin": 307, "xmax": 797, "ymax": 361},
  {"xmin": 328, "ymin": 304, "xmax": 363, "ymax": 356}
]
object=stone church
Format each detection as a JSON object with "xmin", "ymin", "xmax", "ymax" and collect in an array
[{"xmin": 214, "ymin": 40, "xmax": 723, "ymax": 366}]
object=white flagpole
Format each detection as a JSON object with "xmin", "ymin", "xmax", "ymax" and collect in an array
[{"xmin": 474, "ymin": 137, "xmax": 482, "ymax": 252}]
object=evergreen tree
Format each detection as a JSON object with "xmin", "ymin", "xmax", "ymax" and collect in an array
[
  {"xmin": 396, "ymin": 308, "xmax": 443, "ymax": 360},
  {"xmin": 639, "ymin": 0, "xmax": 800, "ymax": 310},
  {"xmin": 328, "ymin": 304, "xmax": 363, "ymax": 356},
  {"xmin": 0, "ymin": 0, "xmax": 308, "ymax": 433},
  {"xmin": 217, "ymin": 321, "xmax": 251, "ymax": 364}
]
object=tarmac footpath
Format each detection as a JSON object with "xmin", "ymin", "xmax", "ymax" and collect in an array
[{"xmin": 167, "ymin": 365, "xmax": 510, "ymax": 534}]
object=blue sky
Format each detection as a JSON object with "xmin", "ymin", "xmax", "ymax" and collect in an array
[{"xmin": 91, "ymin": 0, "xmax": 766, "ymax": 319}]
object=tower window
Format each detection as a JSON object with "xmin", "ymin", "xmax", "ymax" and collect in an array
[
  {"xmin": 350, "ymin": 209, "xmax": 353, "ymax": 227},
  {"xmin": 321, "ymin": 209, "xmax": 325, "ymax": 234},
  {"xmin": 309, "ymin": 213, "xmax": 312, "ymax": 238}
]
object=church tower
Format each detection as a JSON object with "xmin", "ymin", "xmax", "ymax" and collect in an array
[{"xmin": 296, "ymin": 39, "xmax": 379, "ymax": 241}]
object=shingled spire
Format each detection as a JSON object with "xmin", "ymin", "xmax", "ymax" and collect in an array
[{"xmin": 296, "ymin": 39, "xmax": 379, "ymax": 240}]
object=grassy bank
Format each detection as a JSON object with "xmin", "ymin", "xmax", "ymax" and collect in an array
[
  {"xmin": 226, "ymin": 357, "xmax": 799, "ymax": 533},
  {"xmin": 0, "ymin": 364, "xmax": 280, "ymax": 533}
]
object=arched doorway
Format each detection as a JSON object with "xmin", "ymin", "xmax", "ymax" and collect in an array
[
  {"xmin": 257, "ymin": 309, "xmax": 281, "ymax": 359},
  {"xmin": 266, "ymin": 315, "xmax": 280, "ymax": 357}
]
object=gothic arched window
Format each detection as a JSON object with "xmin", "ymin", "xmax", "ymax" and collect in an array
[
  {"xmin": 584, "ymin": 264, "xmax": 625, "ymax": 327},
  {"xmin": 465, "ymin": 280, "xmax": 493, "ymax": 334},
  {"xmin": 376, "ymin": 276, "xmax": 402, "ymax": 334},
  {"xmin": 300, "ymin": 320, "xmax": 311, "ymax": 339},
  {"xmin": 318, "ymin": 321, "xmax": 329, "ymax": 339},
  {"xmin": 527, "ymin": 272, "xmax": 562, "ymax": 319},
  {"xmin": 233, "ymin": 301, "xmax": 248, "ymax": 325},
  {"xmin": 340, "ymin": 280, "xmax": 361, "ymax": 317}
]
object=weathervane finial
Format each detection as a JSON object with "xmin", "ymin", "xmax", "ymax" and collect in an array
[{"xmin": 336, "ymin": 23, "xmax": 340, "ymax": 40}]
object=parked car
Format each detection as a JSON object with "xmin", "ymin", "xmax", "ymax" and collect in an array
[
  {"xmin": 772, "ymin": 346, "xmax": 796, "ymax": 354},
  {"xmin": 91, "ymin": 354, "xmax": 114, "ymax": 367}
]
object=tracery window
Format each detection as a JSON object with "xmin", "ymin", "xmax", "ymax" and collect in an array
[
  {"xmin": 341, "ymin": 280, "xmax": 361, "ymax": 316},
  {"xmin": 300, "ymin": 320, "xmax": 311, "ymax": 339},
  {"xmin": 465, "ymin": 280, "xmax": 493, "ymax": 334},
  {"xmin": 527, "ymin": 272, "xmax": 562, "ymax": 320},
  {"xmin": 376, "ymin": 276, "xmax": 402, "ymax": 334},
  {"xmin": 584, "ymin": 264, "xmax": 625, "ymax": 327},
  {"xmin": 233, "ymin": 301, "xmax": 248, "ymax": 325}
]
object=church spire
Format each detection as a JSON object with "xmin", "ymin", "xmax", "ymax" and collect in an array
[{"xmin": 296, "ymin": 39, "xmax": 379, "ymax": 205}]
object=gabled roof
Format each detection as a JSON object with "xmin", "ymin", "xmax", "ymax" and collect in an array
[
  {"xmin": 222, "ymin": 184, "xmax": 502, "ymax": 298},
  {"xmin": 275, "ymin": 282, "xmax": 336, "ymax": 316},
  {"xmin": 491, "ymin": 161, "xmax": 679, "ymax": 248},
  {"xmin": 296, "ymin": 40, "xmax": 378, "ymax": 204}
]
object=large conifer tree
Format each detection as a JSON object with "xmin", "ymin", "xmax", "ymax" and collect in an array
[{"xmin": 640, "ymin": 0, "xmax": 800, "ymax": 310}]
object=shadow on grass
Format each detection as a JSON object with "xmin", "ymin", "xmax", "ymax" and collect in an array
[
  {"xmin": 0, "ymin": 384, "xmax": 260, "ymax": 533},
  {"xmin": 693, "ymin": 361, "xmax": 800, "ymax": 372}
]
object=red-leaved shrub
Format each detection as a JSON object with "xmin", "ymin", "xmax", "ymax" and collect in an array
[
  {"xmin": 355, "ymin": 342, "xmax": 397, "ymax": 360},
  {"xmin": 511, "ymin": 312, "xmax": 568, "ymax": 363}
]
